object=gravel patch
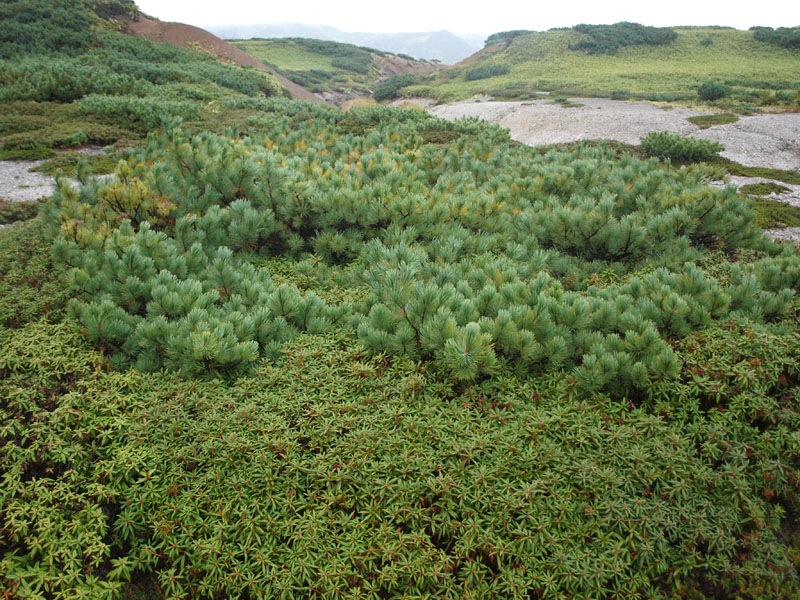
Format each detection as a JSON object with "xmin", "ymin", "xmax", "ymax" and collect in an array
[
  {"xmin": 0, "ymin": 159, "xmax": 58, "ymax": 202},
  {"xmin": 0, "ymin": 147, "xmax": 112, "ymax": 204},
  {"xmin": 429, "ymin": 97, "xmax": 800, "ymax": 171}
]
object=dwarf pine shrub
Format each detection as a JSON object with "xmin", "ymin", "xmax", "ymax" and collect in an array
[
  {"xmin": 47, "ymin": 103, "xmax": 797, "ymax": 395},
  {"xmin": 641, "ymin": 130, "xmax": 725, "ymax": 162}
]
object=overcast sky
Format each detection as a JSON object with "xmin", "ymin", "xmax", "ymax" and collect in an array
[{"xmin": 133, "ymin": 0, "xmax": 797, "ymax": 36}]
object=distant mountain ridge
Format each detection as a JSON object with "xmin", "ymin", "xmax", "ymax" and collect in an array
[{"xmin": 207, "ymin": 23, "xmax": 482, "ymax": 63}]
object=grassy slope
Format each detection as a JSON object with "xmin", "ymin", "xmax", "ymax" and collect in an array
[
  {"xmin": 234, "ymin": 38, "xmax": 436, "ymax": 97},
  {"xmin": 235, "ymin": 39, "xmax": 344, "ymax": 72},
  {"xmin": 233, "ymin": 39, "xmax": 381, "ymax": 95},
  {"xmin": 0, "ymin": 1, "xmax": 289, "ymax": 162},
  {"xmin": 411, "ymin": 27, "xmax": 800, "ymax": 104}
]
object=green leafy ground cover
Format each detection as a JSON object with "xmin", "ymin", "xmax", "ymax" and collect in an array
[
  {"xmin": 3, "ymin": 3, "xmax": 800, "ymax": 599},
  {"xmin": 409, "ymin": 27, "xmax": 800, "ymax": 108},
  {"xmin": 687, "ymin": 113, "xmax": 740, "ymax": 129}
]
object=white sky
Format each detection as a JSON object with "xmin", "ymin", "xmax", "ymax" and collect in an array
[{"xmin": 133, "ymin": 0, "xmax": 797, "ymax": 36}]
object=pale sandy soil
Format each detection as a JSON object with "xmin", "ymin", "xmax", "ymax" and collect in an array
[
  {"xmin": 0, "ymin": 159, "xmax": 57, "ymax": 202},
  {"xmin": 428, "ymin": 97, "xmax": 800, "ymax": 171}
]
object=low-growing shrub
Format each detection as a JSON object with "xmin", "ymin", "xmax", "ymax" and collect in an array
[
  {"xmin": 739, "ymin": 182, "xmax": 792, "ymax": 196},
  {"xmin": 688, "ymin": 113, "xmax": 739, "ymax": 128},
  {"xmin": 74, "ymin": 94, "xmax": 199, "ymax": 131},
  {"xmin": 485, "ymin": 30, "xmax": 532, "ymax": 46},
  {"xmin": 47, "ymin": 112, "xmax": 780, "ymax": 391},
  {"xmin": 751, "ymin": 26, "xmax": 800, "ymax": 50},
  {"xmin": 372, "ymin": 74, "xmax": 415, "ymax": 101},
  {"xmin": 1, "ymin": 122, "xmax": 122, "ymax": 156},
  {"xmin": 571, "ymin": 22, "xmax": 678, "ymax": 54},
  {"xmin": 641, "ymin": 131, "xmax": 724, "ymax": 162},
  {"xmin": 31, "ymin": 152, "xmax": 118, "ymax": 177},
  {"xmin": 0, "ymin": 199, "xmax": 39, "ymax": 224},
  {"xmin": 331, "ymin": 55, "xmax": 372, "ymax": 74},
  {"xmin": 0, "ymin": 58, "xmax": 142, "ymax": 103},
  {"xmin": 0, "ymin": 0, "xmax": 95, "ymax": 58},
  {"xmin": 752, "ymin": 198, "xmax": 800, "ymax": 229},
  {"xmin": 2, "ymin": 317, "xmax": 799, "ymax": 598},
  {"xmin": 0, "ymin": 216, "xmax": 70, "ymax": 326},
  {"xmin": 283, "ymin": 69, "xmax": 332, "ymax": 92},
  {"xmin": 698, "ymin": 81, "xmax": 731, "ymax": 101},
  {"xmin": 464, "ymin": 64, "xmax": 510, "ymax": 81}
]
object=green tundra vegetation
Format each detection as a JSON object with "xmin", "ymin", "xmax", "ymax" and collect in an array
[
  {"xmin": 232, "ymin": 38, "xmax": 431, "ymax": 98},
  {"xmin": 408, "ymin": 25, "xmax": 800, "ymax": 109},
  {"xmin": 0, "ymin": 0, "xmax": 286, "ymax": 161},
  {"xmin": 2, "ymin": 2, "xmax": 800, "ymax": 599}
]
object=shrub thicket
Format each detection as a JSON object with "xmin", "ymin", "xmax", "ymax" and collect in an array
[
  {"xmin": 485, "ymin": 30, "xmax": 532, "ymax": 46},
  {"xmin": 752, "ymin": 26, "xmax": 800, "ymax": 49},
  {"xmin": 464, "ymin": 64, "xmax": 510, "ymax": 81},
  {"xmin": 294, "ymin": 38, "xmax": 374, "ymax": 74},
  {"xmin": 74, "ymin": 94, "xmax": 199, "ymax": 132},
  {"xmin": 0, "ymin": 0, "xmax": 284, "ymax": 157},
  {"xmin": 47, "ymin": 102, "xmax": 793, "ymax": 396},
  {"xmin": 0, "ymin": 200, "xmax": 39, "ymax": 225},
  {"xmin": 372, "ymin": 74, "xmax": 415, "ymax": 101},
  {"xmin": 697, "ymin": 80, "xmax": 731, "ymax": 101},
  {"xmin": 641, "ymin": 131, "xmax": 725, "ymax": 162},
  {"xmin": 571, "ymin": 22, "xmax": 678, "ymax": 54},
  {"xmin": 0, "ymin": 58, "xmax": 143, "ymax": 103},
  {"xmin": 0, "ymin": 0, "xmax": 94, "ymax": 58}
]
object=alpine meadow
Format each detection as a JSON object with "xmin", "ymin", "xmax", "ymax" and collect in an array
[{"xmin": 2, "ymin": 2, "xmax": 800, "ymax": 599}]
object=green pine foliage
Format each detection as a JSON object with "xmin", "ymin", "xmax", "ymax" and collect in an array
[
  {"xmin": 485, "ymin": 30, "xmax": 533, "ymax": 46},
  {"xmin": 641, "ymin": 131, "xmax": 725, "ymax": 163},
  {"xmin": 752, "ymin": 26, "xmax": 800, "ymax": 50},
  {"xmin": 372, "ymin": 74, "xmax": 415, "ymax": 101},
  {"xmin": 571, "ymin": 22, "xmax": 678, "ymax": 54},
  {"xmin": 0, "ymin": 0, "xmax": 95, "ymax": 58},
  {"xmin": 464, "ymin": 65, "xmax": 511, "ymax": 81},
  {"xmin": 0, "ymin": 0, "xmax": 284, "ymax": 158},
  {"xmin": 47, "ymin": 99, "xmax": 797, "ymax": 401}
]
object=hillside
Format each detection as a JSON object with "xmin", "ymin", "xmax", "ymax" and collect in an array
[
  {"xmin": 409, "ymin": 26, "xmax": 800, "ymax": 108},
  {"xmin": 0, "ymin": 0, "xmax": 301, "ymax": 165},
  {"xmin": 233, "ymin": 37, "xmax": 440, "ymax": 104},
  {"xmin": 124, "ymin": 16, "xmax": 321, "ymax": 102}
]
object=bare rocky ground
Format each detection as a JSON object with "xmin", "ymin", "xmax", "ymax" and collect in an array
[
  {"xmin": 427, "ymin": 97, "xmax": 800, "ymax": 170},
  {"xmin": 0, "ymin": 147, "xmax": 110, "ymax": 206},
  {"xmin": 0, "ymin": 159, "xmax": 59, "ymax": 203}
]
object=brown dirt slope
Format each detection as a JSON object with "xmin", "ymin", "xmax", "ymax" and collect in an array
[
  {"xmin": 124, "ymin": 16, "xmax": 323, "ymax": 103},
  {"xmin": 372, "ymin": 54, "xmax": 440, "ymax": 79}
]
